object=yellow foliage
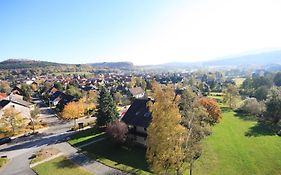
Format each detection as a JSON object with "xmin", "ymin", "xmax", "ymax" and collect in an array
[
  {"xmin": 62, "ymin": 101, "xmax": 84, "ymax": 121},
  {"xmin": 146, "ymin": 81, "xmax": 187, "ymax": 174}
]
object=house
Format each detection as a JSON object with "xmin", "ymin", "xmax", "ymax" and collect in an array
[
  {"xmin": 0, "ymin": 97, "xmax": 33, "ymax": 120},
  {"xmin": 11, "ymin": 86, "xmax": 22, "ymax": 95},
  {"xmin": 129, "ymin": 87, "xmax": 145, "ymax": 99},
  {"xmin": 9, "ymin": 95, "xmax": 34, "ymax": 109},
  {"xmin": 46, "ymin": 87, "xmax": 58, "ymax": 96},
  {"xmin": 57, "ymin": 94, "xmax": 76, "ymax": 107},
  {"xmin": 49, "ymin": 91, "xmax": 64, "ymax": 106},
  {"xmin": 121, "ymin": 99, "xmax": 151, "ymax": 146}
]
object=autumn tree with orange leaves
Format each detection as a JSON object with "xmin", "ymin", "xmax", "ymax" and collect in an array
[{"xmin": 196, "ymin": 97, "xmax": 221, "ymax": 125}]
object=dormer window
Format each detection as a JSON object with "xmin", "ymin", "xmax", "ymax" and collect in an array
[{"xmin": 144, "ymin": 112, "xmax": 150, "ymax": 117}]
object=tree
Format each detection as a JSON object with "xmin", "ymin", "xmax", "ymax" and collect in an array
[
  {"xmin": 264, "ymin": 87, "xmax": 281, "ymax": 123},
  {"xmin": 21, "ymin": 84, "xmax": 32, "ymax": 101},
  {"xmin": 1, "ymin": 107, "xmax": 25, "ymax": 135},
  {"xmin": 54, "ymin": 82, "xmax": 64, "ymax": 91},
  {"xmin": 31, "ymin": 83, "xmax": 37, "ymax": 92},
  {"xmin": 86, "ymin": 90, "xmax": 97, "ymax": 104},
  {"xmin": 114, "ymin": 91, "xmax": 123, "ymax": 105},
  {"xmin": 240, "ymin": 78, "xmax": 254, "ymax": 96},
  {"xmin": 146, "ymin": 82, "xmax": 187, "ymax": 174},
  {"xmin": 106, "ymin": 120, "xmax": 128, "ymax": 144},
  {"xmin": 96, "ymin": 86, "xmax": 118, "ymax": 127},
  {"xmin": 252, "ymin": 76, "xmax": 273, "ymax": 89},
  {"xmin": 0, "ymin": 81, "xmax": 10, "ymax": 93},
  {"xmin": 240, "ymin": 98, "xmax": 265, "ymax": 116},
  {"xmin": 62, "ymin": 101, "xmax": 84, "ymax": 128},
  {"xmin": 223, "ymin": 84, "xmax": 240, "ymax": 109},
  {"xmin": 196, "ymin": 97, "xmax": 221, "ymax": 125},
  {"xmin": 273, "ymin": 72, "xmax": 281, "ymax": 86},
  {"xmin": 254, "ymin": 86, "xmax": 269, "ymax": 101},
  {"xmin": 30, "ymin": 106, "xmax": 40, "ymax": 133},
  {"xmin": 66, "ymin": 85, "xmax": 82, "ymax": 98},
  {"xmin": 180, "ymin": 88, "xmax": 211, "ymax": 175}
]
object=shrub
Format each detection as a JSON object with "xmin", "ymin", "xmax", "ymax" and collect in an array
[
  {"xmin": 240, "ymin": 98, "xmax": 265, "ymax": 116},
  {"xmin": 106, "ymin": 120, "xmax": 128, "ymax": 144}
]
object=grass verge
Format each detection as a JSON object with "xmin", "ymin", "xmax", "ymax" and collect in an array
[
  {"xmin": 0, "ymin": 158, "xmax": 8, "ymax": 168},
  {"xmin": 32, "ymin": 156, "xmax": 92, "ymax": 175},
  {"xmin": 82, "ymin": 139, "xmax": 151, "ymax": 175},
  {"xmin": 68, "ymin": 127, "xmax": 105, "ymax": 147}
]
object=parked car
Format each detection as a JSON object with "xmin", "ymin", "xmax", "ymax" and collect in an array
[{"xmin": 0, "ymin": 137, "xmax": 11, "ymax": 145}]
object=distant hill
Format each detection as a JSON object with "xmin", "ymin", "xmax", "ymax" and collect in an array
[
  {"xmin": 154, "ymin": 50, "xmax": 281, "ymax": 69},
  {"xmin": 88, "ymin": 62, "xmax": 134, "ymax": 69},
  {"xmin": 0, "ymin": 59, "xmax": 64, "ymax": 69},
  {"xmin": 204, "ymin": 50, "xmax": 281, "ymax": 66}
]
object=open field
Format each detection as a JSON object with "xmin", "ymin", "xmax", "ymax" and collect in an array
[
  {"xmin": 32, "ymin": 156, "xmax": 92, "ymax": 175},
  {"xmin": 193, "ymin": 110, "xmax": 281, "ymax": 175},
  {"xmin": 233, "ymin": 77, "xmax": 246, "ymax": 87}
]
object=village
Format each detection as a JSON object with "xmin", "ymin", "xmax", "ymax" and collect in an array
[{"xmin": 0, "ymin": 67, "xmax": 280, "ymax": 175}]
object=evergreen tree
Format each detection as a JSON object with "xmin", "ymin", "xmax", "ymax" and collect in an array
[{"xmin": 96, "ymin": 86, "xmax": 118, "ymax": 127}]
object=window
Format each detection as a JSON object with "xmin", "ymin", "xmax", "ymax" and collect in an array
[{"xmin": 144, "ymin": 112, "xmax": 150, "ymax": 117}]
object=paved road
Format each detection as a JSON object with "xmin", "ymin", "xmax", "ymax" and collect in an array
[
  {"xmin": 0, "ymin": 97, "xmax": 73, "ymax": 175},
  {"xmin": 0, "ymin": 96, "xmax": 122, "ymax": 175},
  {"xmin": 54, "ymin": 142, "xmax": 126, "ymax": 175}
]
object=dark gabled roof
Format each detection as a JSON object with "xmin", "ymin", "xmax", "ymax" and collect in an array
[
  {"xmin": 121, "ymin": 99, "xmax": 151, "ymax": 128},
  {"xmin": 58, "ymin": 94, "xmax": 76, "ymax": 106},
  {"xmin": 82, "ymin": 85, "xmax": 98, "ymax": 91},
  {"xmin": 49, "ymin": 91, "xmax": 64, "ymax": 101},
  {"xmin": 46, "ymin": 87, "xmax": 58, "ymax": 94},
  {"xmin": 129, "ymin": 87, "xmax": 144, "ymax": 96},
  {"xmin": 11, "ymin": 86, "xmax": 22, "ymax": 94},
  {"xmin": 0, "ymin": 100, "xmax": 10, "ymax": 109}
]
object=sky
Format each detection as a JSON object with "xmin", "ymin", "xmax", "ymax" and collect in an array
[{"xmin": 1, "ymin": 0, "xmax": 281, "ymax": 65}]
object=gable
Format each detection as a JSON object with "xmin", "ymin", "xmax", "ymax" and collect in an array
[{"xmin": 121, "ymin": 99, "xmax": 152, "ymax": 128}]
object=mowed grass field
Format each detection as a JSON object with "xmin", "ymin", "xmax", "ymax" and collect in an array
[
  {"xmin": 33, "ymin": 156, "xmax": 92, "ymax": 175},
  {"xmin": 193, "ymin": 110, "xmax": 281, "ymax": 175}
]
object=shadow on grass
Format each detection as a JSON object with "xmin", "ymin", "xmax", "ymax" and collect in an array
[
  {"xmin": 221, "ymin": 107, "xmax": 232, "ymax": 112},
  {"xmin": 81, "ymin": 138, "xmax": 151, "ymax": 174},
  {"xmin": 234, "ymin": 112, "xmax": 257, "ymax": 121},
  {"xmin": 56, "ymin": 157, "xmax": 79, "ymax": 169},
  {"xmin": 245, "ymin": 122, "xmax": 278, "ymax": 137}
]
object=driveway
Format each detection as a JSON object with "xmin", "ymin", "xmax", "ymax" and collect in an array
[
  {"xmin": 0, "ymin": 97, "xmax": 73, "ymax": 175},
  {"xmin": 0, "ymin": 96, "xmax": 109, "ymax": 175}
]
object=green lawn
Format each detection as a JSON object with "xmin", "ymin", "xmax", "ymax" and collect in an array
[
  {"xmin": 0, "ymin": 158, "xmax": 8, "ymax": 168},
  {"xmin": 69, "ymin": 127, "xmax": 151, "ymax": 175},
  {"xmin": 193, "ymin": 110, "xmax": 281, "ymax": 175},
  {"xmin": 82, "ymin": 139, "xmax": 151, "ymax": 175},
  {"xmin": 68, "ymin": 127, "xmax": 105, "ymax": 147},
  {"xmin": 32, "ymin": 156, "xmax": 92, "ymax": 175}
]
